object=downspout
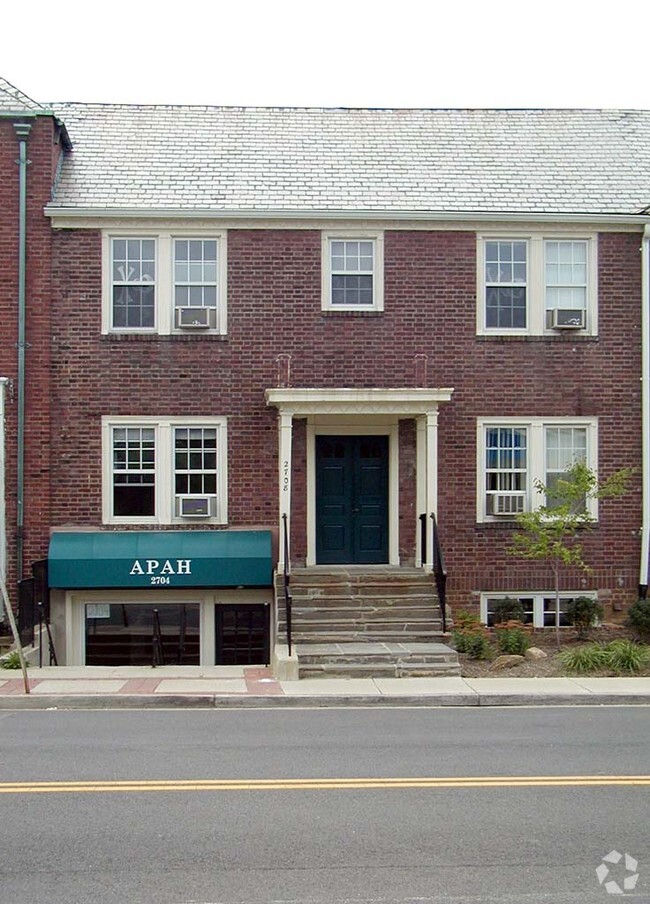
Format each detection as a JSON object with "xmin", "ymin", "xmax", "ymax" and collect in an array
[
  {"xmin": 14, "ymin": 121, "xmax": 31, "ymax": 584},
  {"xmin": 639, "ymin": 225, "xmax": 650, "ymax": 598}
]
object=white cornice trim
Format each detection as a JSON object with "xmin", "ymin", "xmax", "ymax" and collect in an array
[
  {"xmin": 45, "ymin": 207, "xmax": 650, "ymax": 229},
  {"xmin": 265, "ymin": 387, "xmax": 454, "ymax": 416}
]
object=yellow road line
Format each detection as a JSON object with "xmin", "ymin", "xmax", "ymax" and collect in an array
[{"xmin": 0, "ymin": 775, "xmax": 648, "ymax": 794}]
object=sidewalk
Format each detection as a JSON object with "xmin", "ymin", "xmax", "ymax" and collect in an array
[{"xmin": 1, "ymin": 666, "xmax": 650, "ymax": 708}]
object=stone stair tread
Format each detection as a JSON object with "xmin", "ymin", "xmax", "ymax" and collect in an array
[{"xmin": 300, "ymin": 663, "xmax": 461, "ymax": 678}]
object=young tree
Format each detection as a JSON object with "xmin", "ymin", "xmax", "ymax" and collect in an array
[{"xmin": 508, "ymin": 461, "xmax": 634, "ymax": 648}]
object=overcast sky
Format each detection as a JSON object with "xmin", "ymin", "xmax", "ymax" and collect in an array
[{"xmin": 4, "ymin": 0, "xmax": 648, "ymax": 109}]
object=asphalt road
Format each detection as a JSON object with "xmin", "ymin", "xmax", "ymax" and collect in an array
[{"xmin": 0, "ymin": 706, "xmax": 648, "ymax": 904}]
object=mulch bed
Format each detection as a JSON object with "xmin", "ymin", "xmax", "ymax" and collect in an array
[{"xmin": 457, "ymin": 625, "xmax": 650, "ymax": 678}]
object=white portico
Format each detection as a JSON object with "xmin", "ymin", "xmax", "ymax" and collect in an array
[{"xmin": 265, "ymin": 388, "xmax": 454, "ymax": 571}]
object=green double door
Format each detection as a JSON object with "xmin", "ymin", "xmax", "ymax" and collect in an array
[{"xmin": 316, "ymin": 435, "xmax": 389, "ymax": 565}]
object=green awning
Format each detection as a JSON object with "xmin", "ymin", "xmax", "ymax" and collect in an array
[{"xmin": 48, "ymin": 530, "xmax": 273, "ymax": 589}]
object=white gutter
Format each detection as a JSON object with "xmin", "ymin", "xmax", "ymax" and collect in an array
[
  {"xmin": 640, "ymin": 226, "xmax": 650, "ymax": 595},
  {"xmin": 43, "ymin": 207, "xmax": 650, "ymax": 226}
]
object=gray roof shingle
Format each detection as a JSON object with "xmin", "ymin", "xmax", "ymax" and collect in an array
[
  {"xmin": 0, "ymin": 77, "xmax": 49, "ymax": 114},
  {"xmin": 48, "ymin": 103, "xmax": 650, "ymax": 216}
]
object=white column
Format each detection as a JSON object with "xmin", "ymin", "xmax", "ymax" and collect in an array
[
  {"xmin": 278, "ymin": 411, "xmax": 293, "ymax": 569},
  {"xmin": 425, "ymin": 410, "xmax": 439, "ymax": 573},
  {"xmin": 415, "ymin": 416, "xmax": 426, "ymax": 567}
]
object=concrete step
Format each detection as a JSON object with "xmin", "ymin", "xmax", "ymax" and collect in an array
[
  {"xmin": 300, "ymin": 661, "xmax": 461, "ymax": 678},
  {"xmin": 289, "ymin": 632, "xmax": 445, "ymax": 645},
  {"xmin": 284, "ymin": 606, "xmax": 441, "ymax": 621},
  {"xmin": 296, "ymin": 641, "xmax": 460, "ymax": 678}
]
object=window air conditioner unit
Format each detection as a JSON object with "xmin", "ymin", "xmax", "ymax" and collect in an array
[
  {"xmin": 178, "ymin": 496, "xmax": 212, "ymax": 518},
  {"xmin": 551, "ymin": 308, "xmax": 586, "ymax": 330},
  {"xmin": 176, "ymin": 307, "xmax": 210, "ymax": 329},
  {"xmin": 490, "ymin": 493, "xmax": 526, "ymax": 516}
]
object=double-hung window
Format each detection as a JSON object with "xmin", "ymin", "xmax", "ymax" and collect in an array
[
  {"xmin": 478, "ymin": 234, "xmax": 596, "ymax": 335},
  {"xmin": 174, "ymin": 239, "xmax": 219, "ymax": 330},
  {"xmin": 478, "ymin": 418, "xmax": 597, "ymax": 521},
  {"xmin": 103, "ymin": 417, "xmax": 227, "ymax": 524},
  {"xmin": 485, "ymin": 240, "xmax": 527, "ymax": 329},
  {"xmin": 112, "ymin": 426, "xmax": 156, "ymax": 517},
  {"xmin": 322, "ymin": 234, "xmax": 384, "ymax": 311},
  {"xmin": 104, "ymin": 232, "xmax": 227, "ymax": 335},
  {"xmin": 111, "ymin": 239, "xmax": 156, "ymax": 329}
]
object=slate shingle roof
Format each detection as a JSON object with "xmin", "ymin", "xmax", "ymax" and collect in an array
[
  {"xmin": 46, "ymin": 103, "xmax": 650, "ymax": 216},
  {"xmin": 0, "ymin": 77, "xmax": 48, "ymax": 114}
]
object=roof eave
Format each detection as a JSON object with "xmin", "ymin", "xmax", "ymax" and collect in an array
[{"xmin": 44, "ymin": 206, "xmax": 650, "ymax": 226}]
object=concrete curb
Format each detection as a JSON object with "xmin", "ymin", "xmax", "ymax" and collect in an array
[{"xmin": 0, "ymin": 692, "xmax": 649, "ymax": 710}]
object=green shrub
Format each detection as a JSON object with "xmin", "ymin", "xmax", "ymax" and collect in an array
[
  {"xmin": 604, "ymin": 640, "xmax": 649, "ymax": 674},
  {"xmin": 452, "ymin": 623, "xmax": 493, "ymax": 660},
  {"xmin": 494, "ymin": 621, "xmax": 530, "ymax": 656},
  {"xmin": 0, "ymin": 650, "xmax": 23, "ymax": 670},
  {"xmin": 560, "ymin": 643, "xmax": 608, "ymax": 674},
  {"xmin": 627, "ymin": 599, "xmax": 650, "ymax": 641},
  {"xmin": 565, "ymin": 596, "xmax": 604, "ymax": 638},
  {"xmin": 491, "ymin": 597, "xmax": 524, "ymax": 625}
]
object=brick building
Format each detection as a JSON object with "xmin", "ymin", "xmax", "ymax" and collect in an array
[{"xmin": 1, "ymin": 77, "xmax": 649, "ymax": 674}]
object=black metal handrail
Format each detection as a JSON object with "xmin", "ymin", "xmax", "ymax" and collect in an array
[
  {"xmin": 282, "ymin": 513, "xmax": 293, "ymax": 656},
  {"xmin": 152, "ymin": 608, "xmax": 165, "ymax": 667},
  {"xmin": 37, "ymin": 602, "xmax": 58, "ymax": 667},
  {"xmin": 430, "ymin": 512, "xmax": 448, "ymax": 634}
]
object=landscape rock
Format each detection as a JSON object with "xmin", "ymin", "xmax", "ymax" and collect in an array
[
  {"xmin": 525, "ymin": 647, "xmax": 548, "ymax": 661},
  {"xmin": 489, "ymin": 654, "xmax": 525, "ymax": 671}
]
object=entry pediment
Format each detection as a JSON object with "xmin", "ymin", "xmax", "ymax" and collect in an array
[{"xmin": 265, "ymin": 387, "xmax": 454, "ymax": 416}]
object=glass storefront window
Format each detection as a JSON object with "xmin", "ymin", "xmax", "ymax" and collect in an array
[{"xmin": 85, "ymin": 603, "xmax": 200, "ymax": 666}]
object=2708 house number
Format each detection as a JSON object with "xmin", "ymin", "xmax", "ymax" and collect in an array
[{"xmin": 129, "ymin": 559, "xmax": 192, "ymax": 585}]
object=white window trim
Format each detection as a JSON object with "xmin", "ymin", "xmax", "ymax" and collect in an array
[
  {"xmin": 102, "ymin": 230, "xmax": 228, "ymax": 336},
  {"xmin": 476, "ymin": 233, "xmax": 597, "ymax": 336},
  {"xmin": 480, "ymin": 591, "xmax": 598, "ymax": 628},
  {"xmin": 321, "ymin": 231, "xmax": 384, "ymax": 312},
  {"xmin": 476, "ymin": 417, "xmax": 598, "ymax": 523},
  {"xmin": 102, "ymin": 416, "xmax": 228, "ymax": 525}
]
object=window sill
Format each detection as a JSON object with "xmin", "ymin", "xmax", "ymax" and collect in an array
[
  {"xmin": 476, "ymin": 333, "xmax": 597, "ymax": 343},
  {"xmin": 321, "ymin": 309, "xmax": 384, "ymax": 317},
  {"xmin": 103, "ymin": 333, "xmax": 228, "ymax": 342}
]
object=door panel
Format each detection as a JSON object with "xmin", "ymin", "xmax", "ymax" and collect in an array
[{"xmin": 316, "ymin": 435, "xmax": 388, "ymax": 564}]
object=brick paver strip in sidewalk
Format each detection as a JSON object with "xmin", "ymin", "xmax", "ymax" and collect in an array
[
  {"xmin": 0, "ymin": 679, "xmax": 42, "ymax": 695},
  {"xmin": 118, "ymin": 678, "xmax": 162, "ymax": 694},
  {"xmin": 245, "ymin": 667, "xmax": 284, "ymax": 695}
]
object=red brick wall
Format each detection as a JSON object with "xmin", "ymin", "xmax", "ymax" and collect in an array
[
  {"xmin": 46, "ymin": 227, "xmax": 643, "ymax": 617},
  {"xmin": 0, "ymin": 117, "xmax": 60, "ymax": 598}
]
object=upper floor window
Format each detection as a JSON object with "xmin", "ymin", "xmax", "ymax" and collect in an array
[
  {"xmin": 103, "ymin": 417, "xmax": 227, "ymax": 524},
  {"xmin": 103, "ymin": 232, "xmax": 227, "ymax": 335},
  {"xmin": 478, "ymin": 234, "xmax": 596, "ymax": 335},
  {"xmin": 322, "ymin": 233, "xmax": 384, "ymax": 311},
  {"xmin": 477, "ymin": 417, "xmax": 597, "ymax": 521},
  {"xmin": 485, "ymin": 240, "xmax": 527, "ymax": 330},
  {"xmin": 174, "ymin": 239, "xmax": 219, "ymax": 330},
  {"xmin": 112, "ymin": 239, "xmax": 156, "ymax": 329}
]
